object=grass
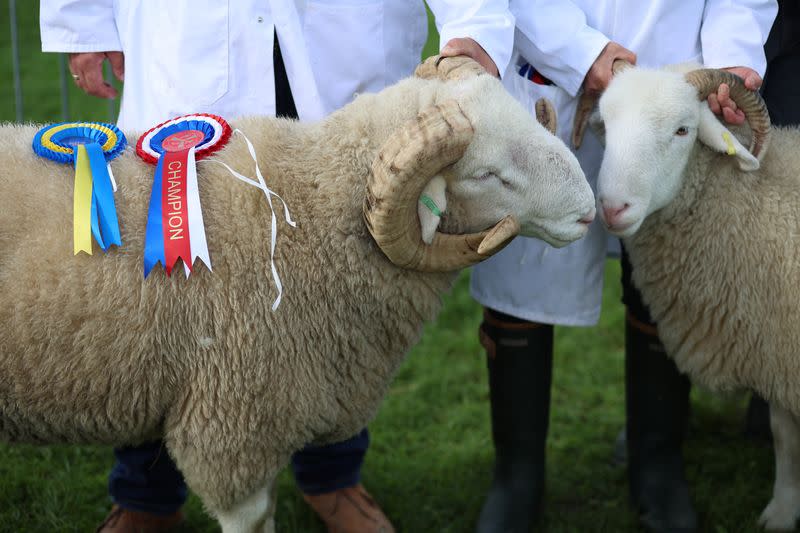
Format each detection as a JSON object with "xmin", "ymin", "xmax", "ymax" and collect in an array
[{"xmin": 0, "ymin": 2, "xmax": 776, "ymax": 532}]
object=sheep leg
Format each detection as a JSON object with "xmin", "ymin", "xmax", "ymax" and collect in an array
[
  {"xmin": 215, "ymin": 479, "xmax": 277, "ymax": 533},
  {"xmin": 759, "ymin": 403, "xmax": 800, "ymax": 531}
]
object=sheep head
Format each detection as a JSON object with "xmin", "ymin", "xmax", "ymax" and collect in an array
[
  {"xmin": 363, "ymin": 56, "xmax": 595, "ymax": 272},
  {"xmin": 587, "ymin": 64, "xmax": 771, "ymax": 237}
]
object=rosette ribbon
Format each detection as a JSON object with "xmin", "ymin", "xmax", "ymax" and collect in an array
[
  {"xmin": 136, "ymin": 114, "xmax": 231, "ymax": 278},
  {"xmin": 32, "ymin": 122, "xmax": 126, "ymax": 255}
]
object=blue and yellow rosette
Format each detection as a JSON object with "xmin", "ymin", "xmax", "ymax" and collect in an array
[{"xmin": 32, "ymin": 122, "xmax": 127, "ymax": 255}]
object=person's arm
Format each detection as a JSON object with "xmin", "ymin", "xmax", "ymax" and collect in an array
[
  {"xmin": 40, "ymin": 0, "xmax": 124, "ymax": 98},
  {"xmin": 427, "ymin": 0, "xmax": 515, "ymax": 77},
  {"xmin": 511, "ymin": 0, "xmax": 614, "ymax": 96},
  {"xmin": 701, "ymin": 0, "xmax": 778, "ymax": 123}
]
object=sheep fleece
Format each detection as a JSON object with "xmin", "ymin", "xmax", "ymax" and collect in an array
[
  {"xmin": 0, "ymin": 81, "xmax": 457, "ymax": 509},
  {"xmin": 624, "ymin": 126, "xmax": 800, "ymax": 414}
]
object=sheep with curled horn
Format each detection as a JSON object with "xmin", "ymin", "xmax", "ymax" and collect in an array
[
  {"xmin": 579, "ymin": 60, "xmax": 800, "ymax": 530},
  {"xmin": 0, "ymin": 55, "xmax": 594, "ymax": 532}
]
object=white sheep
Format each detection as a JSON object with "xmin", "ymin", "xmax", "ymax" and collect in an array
[
  {"xmin": 580, "ymin": 62, "xmax": 800, "ymax": 531},
  {"xmin": 0, "ymin": 56, "xmax": 595, "ymax": 533}
]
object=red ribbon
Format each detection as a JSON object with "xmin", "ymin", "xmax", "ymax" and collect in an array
[{"xmin": 161, "ymin": 149, "xmax": 193, "ymax": 275}]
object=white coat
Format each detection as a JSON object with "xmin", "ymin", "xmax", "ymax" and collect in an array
[
  {"xmin": 471, "ymin": 0, "xmax": 778, "ymax": 326},
  {"xmin": 40, "ymin": 0, "xmax": 514, "ymax": 130}
]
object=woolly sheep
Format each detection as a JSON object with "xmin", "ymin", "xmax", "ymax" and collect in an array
[
  {"xmin": 0, "ymin": 56, "xmax": 595, "ymax": 533},
  {"xmin": 581, "ymin": 62, "xmax": 800, "ymax": 530}
]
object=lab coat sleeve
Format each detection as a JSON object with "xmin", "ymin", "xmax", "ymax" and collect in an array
[
  {"xmin": 701, "ymin": 0, "xmax": 778, "ymax": 77},
  {"xmin": 512, "ymin": 1, "xmax": 610, "ymax": 97},
  {"xmin": 40, "ymin": 0, "xmax": 121, "ymax": 53},
  {"xmin": 427, "ymin": 0, "xmax": 516, "ymax": 77}
]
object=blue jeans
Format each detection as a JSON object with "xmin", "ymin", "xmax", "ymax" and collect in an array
[{"xmin": 109, "ymin": 429, "xmax": 369, "ymax": 514}]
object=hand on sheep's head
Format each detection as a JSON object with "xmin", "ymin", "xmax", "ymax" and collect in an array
[
  {"xmin": 440, "ymin": 37, "xmax": 499, "ymax": 77},
  {"xmin": 707, "ymin": 66, "xmax": 762, "ymax": 125},
  {"xmin": 582, "ymin": 42, "xmax": 637, "ymax": 96}
]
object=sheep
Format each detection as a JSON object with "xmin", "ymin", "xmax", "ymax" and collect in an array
[
  {"xmin": 577, "ymin": 61, "xmax": 800, "ymax": 530},
  {"xmin": 0, "ymin": 56, "xmax": 595, "ymax": 533}
]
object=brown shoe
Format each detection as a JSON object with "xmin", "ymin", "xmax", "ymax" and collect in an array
[
  {"xmin": 96, "ymin": 505, "xmax": 184, "ymax": 533},
  {"xmin": 303, "ymin": 484, "xmax": 395, "ymax": 533}
]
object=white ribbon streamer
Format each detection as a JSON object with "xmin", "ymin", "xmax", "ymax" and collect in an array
[
  {"xmin": 107, "ymin": 163, "xmax": 118, "ymax": 192},
  {"xmin": 186, "ymin": 146, "xmax": 212, "ymax": 278},
  {"xmin": 203, "ymin": 129, "xmax": 296, "ymax": 310}
]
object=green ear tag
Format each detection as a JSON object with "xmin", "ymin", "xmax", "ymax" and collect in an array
[{"xmin": 420, "ymin": 194, "xmax": 443, "ymax": 217}]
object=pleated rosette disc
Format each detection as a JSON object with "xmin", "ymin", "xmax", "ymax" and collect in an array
[
  {"xmin": 32, "ymin": 121, "xmax": 127, "ymax": 254},
  {"xmin": 135, "ymin": 113, "xmax": 231, "ymax": 278},
  {"xmin": 136, "ymin": 113, "xmax": 231, "ymax": 165}
]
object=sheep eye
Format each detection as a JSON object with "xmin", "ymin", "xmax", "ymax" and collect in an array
[
  {"xmin": 675, "ymin": 126, "xmax": 689, "ymax": 136},
  {"xmin": 475, "ymin": 172, "xmax": 513, "ymax": 189}
]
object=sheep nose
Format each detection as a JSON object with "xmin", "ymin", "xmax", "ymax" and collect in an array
[
  {"xmin": 602, "ymin": 202, "xmax": 629, "ymax": 227},
  {"xmin": 578, "ymin": 207, "xmax": 596, "ymax": 225}
]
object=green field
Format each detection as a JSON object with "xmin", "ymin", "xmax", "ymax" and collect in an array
[{"xmin": 0, "ymin": 3, "xmax": 775, "ymax": 532}]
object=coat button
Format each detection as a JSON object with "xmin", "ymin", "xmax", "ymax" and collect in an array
[{"xmin": 257, "ymin": 16, "xmax": 264, "ymax": 23}]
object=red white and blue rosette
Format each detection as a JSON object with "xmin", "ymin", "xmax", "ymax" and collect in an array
[
  {"xmin": 136, "ymin": 114, "xmax": 231, "ymax": 278},
  {"xmin": 32, "ymin": 122, "xmax": 126, "ymax": 255}
]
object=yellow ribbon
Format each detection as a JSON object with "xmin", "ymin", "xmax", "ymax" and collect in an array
[
  {"xmin": 722, "ymin": 132, "xmax": 737, "ymax": 156},
  {"xmin": 73, "ymin": 144, "xmax": 93, "ymax": 255}
]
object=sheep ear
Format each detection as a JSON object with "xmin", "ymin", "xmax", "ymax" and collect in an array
[
  {"xmin": 697, "ymin": 105, "xmax": 759, "ymax": 171},
  {"xmin": 418, "ymin": 176, "xmax": 447, "ymax": 245}
]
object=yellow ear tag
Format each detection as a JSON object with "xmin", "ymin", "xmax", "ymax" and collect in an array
[{"xmin": 722, "ymin": 132, "xmax": 737, "ymax": 156}]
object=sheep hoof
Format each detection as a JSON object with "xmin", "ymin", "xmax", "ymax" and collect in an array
[{"xmin": 758, "ymin": 494, "xmax": 800, "ymax": 531}]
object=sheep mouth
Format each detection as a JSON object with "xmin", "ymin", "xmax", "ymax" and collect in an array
[
  {"xmin": 523, "ymin": 220, "xmax": 590, "ymax": 248},
  {"xmin": 604, "ymin": 219, "xmax": 642, "ymax": 237}
]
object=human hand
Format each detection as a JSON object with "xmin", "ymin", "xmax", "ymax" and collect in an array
[
  {"xmin": 583, "ymin": 41, "xmax": 637, "ymax": 96},
  {"xmin": 68, "ymin": 52, "xmax": 125, "ymax": 99},
  {"xmin": 707, "ymin": 66, "xmax": 762, "ymax": 125},
  {"xmin": 440, "ymin": 37, "xmax": 499, "ymax": 77}
]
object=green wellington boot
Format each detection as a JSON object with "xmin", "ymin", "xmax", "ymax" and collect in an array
[{"xmin": 476, "ymin": 309, "xmax": 554, "ymax": 533}]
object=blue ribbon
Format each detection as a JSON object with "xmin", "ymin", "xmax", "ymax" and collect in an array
[
  {"xmin": 85, "ymin": 142, "xmax": 122, "ymax": 250},
  {"xmin": 143, "ymin": 157, "xmax": 166, "ymax": 277}
]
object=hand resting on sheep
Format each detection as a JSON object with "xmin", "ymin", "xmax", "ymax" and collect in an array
[
  {"xmin": 0, "ymin": 56, "xmax": 595, "ymax": 533},
  {"xmin": 578, "ymin": 61, "xmax": 800, "ymax": 531}
]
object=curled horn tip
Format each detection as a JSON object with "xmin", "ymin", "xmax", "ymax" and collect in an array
[
  {"xmin": 611, "ymin": 58, "xmax": 634, "ymax": 75},
  {"xmin": 414, "ymin": 54, "xmax": 487, "ymax": 81},
  {"xmin": 535, "ymin": 98, "xmax": 558, "ymax": 136}
]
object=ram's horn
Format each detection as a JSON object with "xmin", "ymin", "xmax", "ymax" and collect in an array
[
  {"xmin": 572, "ymin": 58, "xmax": 634, "ymax": 149},
  {"xmin": 364, "ymin": 100, "xmax": 519, "ymax": 272},
  {"xmin": 535, "ymin": 98, "xmax": 558, "ymax": 135},
  {"xmin": 684, "ymin": 68, "xmax": 771, "ymax": 161},
  {"xmin": 415, "ymin": 54, "xmax": 487, "ymax": 80}
]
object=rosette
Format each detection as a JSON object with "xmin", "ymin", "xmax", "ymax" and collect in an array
[
  {"xmin": 32, "ymin": 122, "xmax": 126, "ymax": 255},
  {"xmin": 136, "ymin": 114, "xmax": 231, "ymax": 278}
]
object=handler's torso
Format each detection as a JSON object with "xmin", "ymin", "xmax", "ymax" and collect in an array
[
  {"xmin": 111, "ymin": 0, "xmax": 428, "ymax": 130},
  {"xmin": 471, "ymin": 0, "xmax": 773, "ymax": 325}
]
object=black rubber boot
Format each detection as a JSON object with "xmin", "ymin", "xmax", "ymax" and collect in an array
[
  {"xmin": 476, "ymin": 308, "xmax": 553, "ymax": 533},
  {"xmin": 625, "ymin": 311, "xmax": 697, "ymax": 533},
  {"xmin": 744, "ymin": 393, "xmax": 773, "ymax": 442}
]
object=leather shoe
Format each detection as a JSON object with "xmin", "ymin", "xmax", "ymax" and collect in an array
[
  {"xmin": 303, "ymin": 484, "xmax": 395, "ymax": 533},
  {"xmin": 96, "ymin": 505, "xmax": 184, "ymax": 533}
]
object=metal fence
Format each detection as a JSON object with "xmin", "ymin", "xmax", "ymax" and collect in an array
[{"xmin": 7, "ymin": 0, "xmax": 117, "ymax": 123}]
